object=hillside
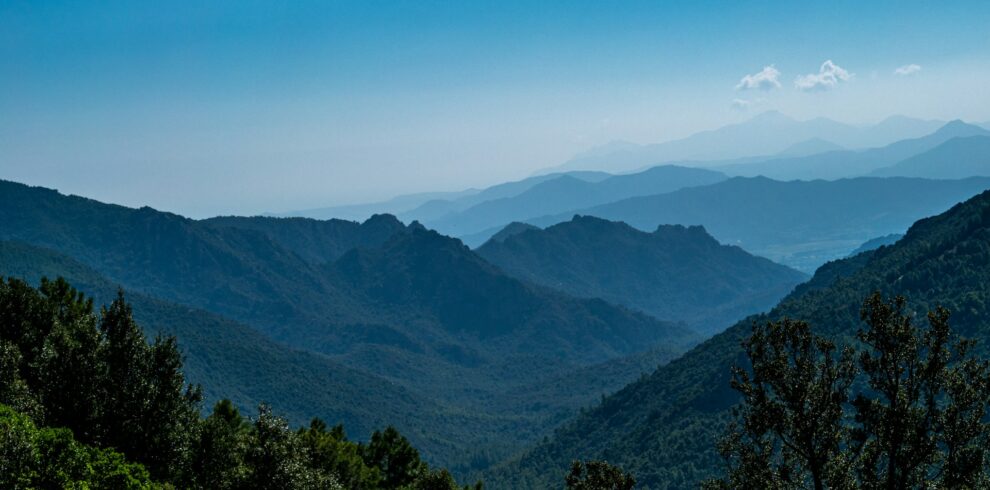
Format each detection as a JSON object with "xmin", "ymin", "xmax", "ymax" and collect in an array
[
  {"xmin": 847, "ymin": 233, "xmax": 903, "ymax": 256},
  {"xmin": 526, "ymin": 176, "xmax": 990, "ymax": 272},
  {"xmin": 870, "ymin": 135, "xmax": 990, "ymax": 179},
  {"xmin": 0, "ymin": 240, "xmax": 498, "ymax": 465},
  {"xmin": 714, "ymin": 120, "xmax": 989, "ymax": 180},
  {"xmin": 424, "ymin": 165, "xmax": 726, "ymax": 236},
  {"xmin": 477, "ymin": 216, "xmax": 806, "ymax": 334},
  {"xmin": 487, "ymin": 186, "xmax": 990, "ymax": 489},
  {"xmin": 202, "ymin": 213, "xmax": 409, "ymax": 263},
  {"xmin": 0, "ymin": 179, "xmax": 696, "ymax": 474}
]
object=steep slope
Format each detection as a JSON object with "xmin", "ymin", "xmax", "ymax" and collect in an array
[
  {"xmin": 477, "ymin": 216, "xmax": 806, "ymax": 334},
  {"xmin": 202, "ymin": 213, "xmax": 409, "ymax": 264},
  {"xmin": 847, "ymin": 233, "xmax": 903, "ymax": 256},
  {"xmin": 0, "ymin": 240, "xmax": 499, "ymax": 466},
  {"xmin": 425, "ymin": 165, "xmax": 726, "ymax": 236},
  {"xmin": 870, "ymin": 135, "xmax": 990, "ymax": 179},
  {"xmin": 0, "ymin": 179, "xmax": 697, "ymax": 474},
  {"xmin": 527, "ymin": 176, "xmax": 990, "ymax": 272},
  {"xmin": 549, "ymin": 111, "xmax": 943, "ymax": 174},
  {"xmin": 715, "ymin": 120, "xmax": 990, "ymax": 180},
  {"xmin": 489, "ymin": 186, "xmax": 990, "ymax": 489}
]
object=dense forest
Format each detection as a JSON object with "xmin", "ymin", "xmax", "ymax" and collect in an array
[
  {"xmin": 490, "ymin": 187, "xmax": 990, "ymax": 488},
  {"xmin": 0, "ymin": 276, "xmax": 480, "ymax": 489}
]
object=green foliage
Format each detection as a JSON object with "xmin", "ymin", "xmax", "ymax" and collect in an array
[
  {"xmin": 0, "ymin": 277, "xmax": 473, "ymax": 489},
  {"xmin": 0, "ymin": 404, "xmax": 157, "ymax": 489},
  {"xmin": 713, "ymin": 318, "xmax": 856, "ymax": 490},
  {"xmin": 709, "ymin": 293, "xmax": 990, "ymax": 489},
  {"xmin": 565, "ymin": 460, "xmax": 636, "ymax": 490},
  {"xmin": 0, "ymin": 179, "xmax": 696, "ymax": 474},
  {"xmin": 490, "ymin": 188, "xmax": 990, "ymax": 488}
]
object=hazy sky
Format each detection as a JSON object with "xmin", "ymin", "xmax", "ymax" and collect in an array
[{"xmin": 2, "ymin": 1, "xmax": 989, "ymax": 217}]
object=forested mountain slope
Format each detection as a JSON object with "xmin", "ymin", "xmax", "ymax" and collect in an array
[
  {"xmin": 488, "ymin": 187, "xmax": 990, "ymax": 489},
  {"xmin": 477, "ymin": 216, "xmax": 806, "ymax": 334},
  {"xmin": 0, "ymin": 179, "xmax": 696, "ymax": 474}
]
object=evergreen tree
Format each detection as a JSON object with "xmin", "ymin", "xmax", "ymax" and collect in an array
[
  {"xmin": 565, "ymin": 460, "xmax": 636, "ymax": 490},
  {"xmin": 363, "ymin": 425, "xmax": 428, "ymax": 488},
  {"xmin": 710, "ymin": 293, "xmax": 990, "ymax": 489}
]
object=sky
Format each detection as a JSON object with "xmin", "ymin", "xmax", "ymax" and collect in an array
[{"xmin": 1, "ymin": 0, "xmax": 989, "ymax": 217}]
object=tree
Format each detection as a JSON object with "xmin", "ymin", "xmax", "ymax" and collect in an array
[
  {"xmin": 565, "ymin": 460, "xmax": 636, "ymax": 490},
  {"xmin": 189, "ymin": 399, "xmax": 249, "ymax": 489},
  {"xmin": 709, "ymin": 293, "xmax": 990, "ymax": 489},
  {"xmin": 709, "ymin": 318, "xmax": 857, "ymax": 490},
  {"xmin": 363, "ymin": 426, "xmax": 427, "ymax": 488},
  {"xmin": 852, "ymin": 294, "xmax": 990, "ymax": 489}
]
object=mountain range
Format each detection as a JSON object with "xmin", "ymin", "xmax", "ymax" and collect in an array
[
  {"xmin": 870, "ymin": 135, "xmax": 990, "ymax": 179},
  {"xmin": 0, "ymin": 179, "xmax": 702, "ymax": 475},
  {"xmin": 421, "ymin": 165, "xmax": 726, "ymax": 237},
  {"xmin": 517, "ymin": 176, "xmax": 990, "ymax": 272},
  {"xmin": 476, "ymin": 216, "xmax": 806, "ymax": 334},
  {"xmin": 711, "ymin": 120, "xmax": 990, "ymax": 180},
  {"xmin": 547, "ymin": 112, "xmax": 946, "ymax": 174},
  {"xmin": 486, "ymin": 175, "xmax": 990, "ymax": 489}
]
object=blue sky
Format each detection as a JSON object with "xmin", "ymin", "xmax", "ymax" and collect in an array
[{"xmin": 2, "ymin": 0, "xmax": 989, "ymax": 216}]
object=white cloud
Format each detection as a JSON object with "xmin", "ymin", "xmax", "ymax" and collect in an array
[
  {"xmin": 795, "ymin": 60, "xmax": 852, "ymax": 91},
  {"xmin": 894, "ymin": 64, "xmax": 921, "ymax": 76},
  {"xmin": 731, "ymin": 98, "xmax": 752, "ymax": 110},
  {"xmin": 736, "ymin": 65, "xmax": 781, "ymax": 91}
]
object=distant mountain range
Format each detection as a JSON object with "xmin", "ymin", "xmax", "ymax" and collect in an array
[
  {"xmin": 487, "ymin": 178, "xmax": 990, "ymax": 490},
  {"xmin": 476, "ymin": 216, "xmax": 806, "ymax": 334},
  {"xmin": 870, "ymin": 135, "xmax": 990, "ymax": 179},
  {"xmin": 847, "ymin": 233, "xmax": 903, "ymax": 256},
  {"xmin": 421, "ymin": 165, "xmax": 726, "ymax": 237},
  {"xmin": 712, "ymin": 120, "xmax": 990, "ymax": 180},
  {"xmin": 546, "ymin": 112, "xmax": 946, "ymax": 174},
  {"xmin": 518, "ymin": 176, "xmax": 990, "ymax": 272}
]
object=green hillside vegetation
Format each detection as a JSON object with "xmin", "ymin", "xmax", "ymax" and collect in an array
[
  {"xmin": 0, "ymin": 179, "xmax": 696, "ymax": 475},
  {"xmin": 488, "ymin": 186, "xmax": 990, "ymax": 489},
  {"xmin": 0, "ymin": 240, "xmax": 531, "ymax": 467},
  {"xmin": 526, "ymin": 175, "xmax": 990, "ymax": 272},
  {"xmin": 0, "ymin": 276, "xmax": 476, "ymax": 489},
  {"xmin": 477, "ymin": 216, "xmax": 806, "ymax": 334}
]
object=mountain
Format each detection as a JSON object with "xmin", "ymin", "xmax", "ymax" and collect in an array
[
  {"xmin": 548, "ymin": 112, "xmax": 944, "ymax": 174},
  {"xmin": 486, "ymin": 221, "xmax": 540, "ymax": 243},
  {"xmin": 274, "ymin": 188, "xmax": 479, "ymax": 221},
  {"xmin": 774, "ymin": 137, "xmax": 845, "ymax": 158},
  {"xmin": 870, "ymin": 135, "xmax": 990, "ymax": 179},
  {"xmin": 0, "ymin": 240, "xmax": 489, "ymax": 464},
  {"xmin": 715, "ymin": 120, "xmax": 990, "ymax": 180},
  {"xmin": 476, "ymin": 216, "xmax": 807, "ymax": 334},
  {"xmin": 847, "ymin": 233, "xmax": 903, "ymax": 256},
  {"xmin": 523, "ymin": 176, "xmax": 990, "ymax": 272},
  {"xmin": 487, "ymin": 183, "xmax": 990, "ymax": 489},
  {"xmin": 423, "ymin": 165, "xmax": 727, "ymax": 237},
  {"xmin": 399, "ymin": 170, "xmax": 612, "ymax": 224},
  {"xmin": 0, "ymin": 179, "xmax": 696, "ymax": 474},
  {"xmin": 202, "ymin": 214, "xmax": 408, "ymax": 263}
]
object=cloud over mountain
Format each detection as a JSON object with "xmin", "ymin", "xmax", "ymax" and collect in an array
[
  {"xmin": 795, "ymin": 60, "xmax": 852, "ymax": 91},
  {"xmin": 894, "ymin": 63, "xmax": 922, "ymax": 76},
  {"xmin": 736, "ymin": 65, "xmax": 781, "ymax": 91}
]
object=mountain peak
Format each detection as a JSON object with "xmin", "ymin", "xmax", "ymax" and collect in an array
[{"xmin": 934, "ymin": 119, "xmax": 988, "ymax": 137}]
